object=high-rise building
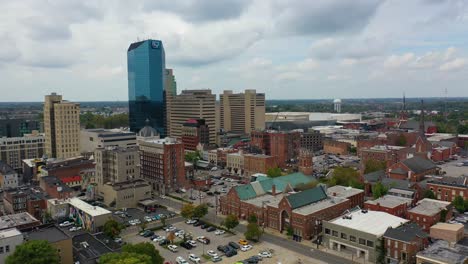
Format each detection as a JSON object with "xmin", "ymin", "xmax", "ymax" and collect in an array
[
  {"xmin": 168, "ymin": 90, "xmax": 216, "ymax": 144},
  {"xmin": 0, "ymin": 119, "xmax": 41, "ymax": 138},
  {"xmin": 220, "ymin": 89, "xmax": 265, "ymax": 134},
  {"xmin": 0, "ymin": 131, "xmax": 45, "ymax": 173},
  {"xmin": 165, "ymin": 69, "xmax": 177, "ymax": 96},
  {"xmin": 139, "ymin": 138, "xmax": 186, "ymax": 194},
  {"xmin": 181, "ymin": 119, "xmax": 210, "ymax": 151},
  {"xmin": 127, "ymin": 39, "xmax": 166, "ymax": 135},
  {"xmin": 44, "ymin": 93, "xmax": 80, "ymax": 159}
]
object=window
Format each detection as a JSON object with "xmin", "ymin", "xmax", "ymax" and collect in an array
[
  {"xmin": 5, "ymin": 245, "xmax": 9, "ymax": 252},
  {"xmin": 350, "ymin": 236, "xmax": 356, "ymax": 242},
  {"xmin": 359, "ymin": 238, "xmax": 366, "ymax": 245},
  {"xmin": 387, "ymin": 239, "xmax": 391, "ymax": 246},
  {"xmin": 394, "ymin": 241, "xmax": 398, "ymax": 248},
  {"xmin": 367, "ymin": 240, "xmax": 374, "ymax": 247},
  {"xmin": 402, "ymin": 244, "xmax": 406, "ymax": 250},
  {"xmin": 332, "ymin": 230, "xmax": 338, "ymax": 237},
  {"xmin": 341, "ymin": 233, "xmax": 347, "ymax": 239},
  {"xmin": 0, "ymin": 246, "xmax": 3, "ymax": 253}
]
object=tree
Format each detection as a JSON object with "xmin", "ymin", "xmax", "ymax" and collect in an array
[
  {"xmin": 122, "ymin": 242, "xmax": 164, "ymax": 264},
  {"xmin": 452, "ymin": 195, "xmax": 466, "ymax": 213},
  {"xmin": 396, "ymin": 134, "xmax": 407, "ymax": 146},
  {"xmin": 103, "ymin": 219, "xmax": 124, "ymax": 239},
  {"xmin": 423, "ymin": 189, "xmax": 436, "ymax": 199},
  {"xmin": 286, "ymin": 226, "xmax": 294, "ymax": 237},
  {"xmin": 372, "ymin": 182, "xmax": 388, "ymax": 199},
  {"xmin": 167, "ymin": 232, "xmax": 176, "ymax": 244},
  {"xmin": 6, "ymin": 240, "xmax": 60, "ymax": 264},
  {"xmin": 222, "ymin": 214, "xmax": 239, "ymax": 231},
  {"xmin": 440, "ymin": 209, "xmax": 448, "ymax": 222},
  {"xmin": 330, "ymin": 167, "xmax": 363, "ymax": 189},
  {"xmin": 139, "ymin": 221, "xmax": 147, "ymax": 232},
  {"xmin": 193, "ymin": 204, "xmax": 208, "ymax": 219},
  {"xmin": 244, "ymin": 222, "xmax": 262, "ymax": 242},
  {"xmin": 295, "ymin": 181, "xmax": 318, "ymax": 191},
  {"xmin": 181, "ymin": 203, "xmax": 195, "ymax": 219},
  {"xmin": 364, "ymin": 159, "xmax": 387, "ymax": 174},
  {"xmin": 247, "ymin": 214, "xmax": 257, "ymax": 224},
  {"xmin": 100, "ymin": 252, "xmax": 152, "ymax": 264},
  {"xmin": 266, "ymin": 167, "xmax": 282, "ymax": 178}
]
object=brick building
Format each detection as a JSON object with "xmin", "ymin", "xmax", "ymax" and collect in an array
[
  {"xmin": 359, "ymin": 145, "xmax": 410, "ymax": 168},
  {"xmin": 387, "ymin": 156, "xmax": 437, "ymax": 182},
  {"xmin": 300, "ymin": 130, "xmax": 323, "ymax": 151},
  {"xmin": 407, "ymin": 198, "xmax": 452, "ymax": 232},
  {"xmin": 39, "ymin": 176, "xmax": 74, "ymax": 199},
  {"xmin": 383, "ymin": 223, "xmax": 429, "ymax": 264},
  {"xmin": 3, "ymin": 187, "xmax": 49, "ymax": 220},
  {"xmin": 364, "ymin": 195, "xmax": 412, "ymax": 218},
  {"xmin": 426, "ymin": 175, "xmax": 468, "ymax": 201},
  {"xmin": 326, "ymin": 185, "xmax": 365, "ymax": 208},
  {"xmin": 250, "ymin": 130, "xmax": 301, "ymax": 168},
  {"xmin": 323, "ymin": 140, "xmax": 350, "ymax": 155},
  {"xmin": 243, "ymin": 154, "xmax": 277, "ymax": 178},
  {"xmin": 40, "ymin": 157, "xmax": 95, "ymax": 186},
  {"xmin": 181, "ymin": 119, "xmax": 210, "ymax": 151}
]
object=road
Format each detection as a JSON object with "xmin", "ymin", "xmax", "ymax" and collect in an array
[{"xmin": 154, "ymin": 196, "xmax": 354, "ymax": 264}]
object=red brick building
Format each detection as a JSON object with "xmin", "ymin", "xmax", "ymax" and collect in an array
[
  {"xmin": 323, "ymin": 140, "xmax": 350, "ymax": 155},
  {"xmin": 407, "ymin": 198, "xmax": 452, "ymax": 232},
  {"xmin": 41, "ymin": 157, "xmax": 95, "ymax": 181},
  {"xmin": 181, "ymin": 119, "xmax": 210, "ymax": 151},
  {"xmin": 360, "ymin": 145, "xmax": 410, "ymax": 167},
  {"xmin": 243, "ymin": 154, "xmax": 277, "ymax": 177},
  {"xmin": 326, "ymin": 185, "xmax": 365, "ymax": 208},
  {"xmin": 364, "ymin": 195, "xmax": 412, "ymax": 218},
  {"xmin": 387, "ymin": 156, "xmax": 437, "ymax": 182},
  {"xmin": 250, "ymin": 130, "xmax": 300, "ymax": 168},
  {"xmin": 39, "ymin": 175, "xmax": 74, "ymax": 199},
  {"xmin": 427, "ymin": 175, "xmax": 468, "ymax": 201},
  {"xmin": 3, "ymin": 187, "xmax": 50, "ymax": 221},
  {"xmin": 383, "ymin": 223, "xmax": 429, "ymax": 264}
]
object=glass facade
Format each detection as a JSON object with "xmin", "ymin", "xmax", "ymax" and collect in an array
[{"xmin": 127, "ymin": 39, "xmax": 166, "ymax": 136}]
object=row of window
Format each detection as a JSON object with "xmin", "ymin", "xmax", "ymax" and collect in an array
[
  {"xmin": 325, "ymin": 228, "xmax": 374, "ymax": 248},
  {"xmin": 0, "ymin": 245, "xmax": 11, "ymax": 254}
]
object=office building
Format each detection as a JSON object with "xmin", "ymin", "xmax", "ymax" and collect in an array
[
  {"xmin": 0, "ymin": 228, "xmax": 23, "ymax": 263},
  {"xmin": 300, "ymin": 130, "xmax": 323, "ymax": 152},
  {"xmin": 127, "ymin": 39, "xmax": 166, "ymax": 135},
  {"xmin": 181, "ymin": 119, "xmax": 210, "ymax": 151},
  {"xmin": 44, "ymin": 93, "xmax": 80, "ymax": 159},
  {"xmin": 139, "ymin": 138, "xmax": 186, "ymax": 194},
  {"xmin": 165, "ymin": 68, "xmax": 177, "ymax": 96},
  {"xmin": 0, "ymin": 118, "xmax": 41, "ymax": 138},
  {"xmin": 168, "ymin": 90, "xmax": 216, "ymax": 144},
  {"xmin": 220, "ymin": 89, "xmax": 265, "ymax": 134},
  {"xmin": 80, "ymin": 129, "xmax": 136, "ymax": 156},
  {"xmin": 0, "ymin": 132, "xmax": 45, "ymax": 173},
  {"xmin": 0, "ymin": 161, "xmax": 19, "ymax": 189}
]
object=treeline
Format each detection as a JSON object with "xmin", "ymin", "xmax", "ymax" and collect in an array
[{"xmin": 80, "ymin": 112, "xmax": 128, "ymax": 129}]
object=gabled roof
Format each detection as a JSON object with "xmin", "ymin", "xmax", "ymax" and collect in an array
[
  {"xmin": 402, "ymin": 156, "xmax": 436, "ymax": 173},
  {"xmin": 286, "ymin": 186, "xmax": 327, "ymax": 209},
  {"xmin": 381, "ymin": 178, "xmax": 413, "ymax": 191},
  {"xmin": 383, "ymin": 223, "xmax": 428, "ymax": 243},
  {"xmin": 363, "ymin": 170, "xmax": 385, "ymax": 183},
  {"xmin": 233, "ymin": 184, "xmax": 257, "ymax": 200},
  {"xmin": 391, "ymin": 167, "xmax": 407, "ymax": 175}
]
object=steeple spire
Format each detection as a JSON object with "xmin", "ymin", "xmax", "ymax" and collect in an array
[{"xmin": 419, "ymin": 100, "xmax": 425, "ymax": 138}]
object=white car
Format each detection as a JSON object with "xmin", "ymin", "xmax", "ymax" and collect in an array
[
  {"xmin": 186, "ymin": 219, "xmax": 197, "ymax": 224},
  {"xmin": 187, "ymin": 240, "xmax": 197, "ymax": 247},
  {"xmin": 220, "ymin": 189, "xmax": 227, "ymax": 193},
  {"xmin": 214, "ymin": 230, "xmax": 225, "ymax": 235},
  {"xmin": 113, "ymin": 211, "xmax": 123, "ymax": 215},
  {"xmin": 165, "ymin": 226, "xmax": 176, "ymax": 232},
  {"xmin": 144, "ymin": 216, "xmax": 152, "ymax": 222},
  {"xmin": 206, "ymin": 250, "xmax": 218, "ymax": 258},
  {"xmin": 258, "ymin": 251, "xmax": 272, "ymax": 258},
  {"xmin": 153, "ymin": 236, "xmax": 164, "ymax": 242},
  {"xmin": 175, "ymin": 230, "xmax": 185, "ymax": 236},
  {"xmin": 114, "ymin": 237, "xmax": 122, "ymax": 243},
  {"xmin": 188, "ymin": 254, "xmax": 201, "ymax": 263},
  {"xmin": 69, "ymin": 226, "xmax": 82, "ymax": 232},
  {"xmin": 176, "ymin": 256, "xmax": 189, "ymax": 264},
  {"xmin": 160, "ymin": 195, "xmax": 167, "ymax": 199},
  {"xmin": 168, "ymin": 245, "xmax": 178, "ymax": 252},
  {"xmin": 59, "ymin": 221, "xmax": 73, "ymax": 227},
  {"xmin": 241, "ymin": 245, "xmax": 252, "ymax": 251}
]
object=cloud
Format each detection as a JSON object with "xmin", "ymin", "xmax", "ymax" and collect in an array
[
  {"xmin": 439, "ymin": 58, "xmax": 467, "ymax": 71},
  {"xmin": 88, "ymin": 65, "xmax": 123, "ymax": 78},
  {"xmin": 384, "ymin": 53, "xmax": 415, "ymax": 68}
]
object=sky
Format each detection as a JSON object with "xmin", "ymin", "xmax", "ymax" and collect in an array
[{"xmin": 1, "ymin": 0, "xmax": 468, "ymax": 102}]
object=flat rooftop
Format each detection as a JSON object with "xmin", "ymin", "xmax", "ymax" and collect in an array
[
  {"xmin": 27, "ymin": 225, "xmax": 69, "ymax": 243},
  {"xmin": 0, "ymin": 212, "xmax": 40, "ymax": 230},
  {"xmin": 388, "ymin": 188, "xmax": 414, "ymax": 197},
  {"xmin": 417, "ymin": 239, "xmax": 468, "ymax": 264},
  {"xmin": 0, "ymin": 228, "xmax": 22, "ymax": 238},
  {"xmin": 294, "ymin": 197, "xmax": 349, "ymax": 216},
  {"xmin": 327, "ymin": 185, "xmax": 363, "ymax": 199},
  {"xmin": 244, "ymin": 194, "xmax": 284, "ymax": 208},
  {"xmin": 68, "ymin": 198, "xmax": 111, "ymax": 217},
  {"xmin": 365, "ymin": 195, "xmax": 413, "ymax": 208},
  {"xmin": 430, "ymin": 222, "xmax": 464, "ymax": 232},
  {"xmin": 329, "ymin": 210, "xmax": 408, "ymax": 236},
  {"xmin": 408, "ymin": 198, "xmax": 451, "ymax": 216}
]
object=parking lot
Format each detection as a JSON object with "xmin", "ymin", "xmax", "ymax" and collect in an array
[
  {"xmin": 111, "ymin": 207, "xmax": 176, "ymax": 226},
  {"xmin": 124, "ymin": 219, "xmax": 315, "ymax": 264}
]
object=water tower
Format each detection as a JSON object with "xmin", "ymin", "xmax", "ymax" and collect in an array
[{"xmin": 333, "ymin": 99, "xmax": 342, "ymax": 113}]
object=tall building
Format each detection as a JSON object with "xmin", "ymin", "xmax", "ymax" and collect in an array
[
  {"xmin": 139, "ymin": 138, "xmax": 186, "ymax": 194},
  {"xmin": 0, "ymin": 132, "xmax": 45, "ymax": 173},
  {"xmin": 165, "ymin": 69, "xmax": 177, "ymax": 96},
  {"xmin": 220, "ymin": 89, "xmax": 265, "ymax": 134},
  {"xmin": 0, "ymin": 118, "xmax": 41, "ymax": 138},
  {"xmin": 43, "ymin": 93, "xmax": 80, "ymax": 159},
  {"xmin": 168, "ymin": 90, "xmax": 216, "ymax": 144},
  {"xmin": 79, "ymin": 129, "xmax": 137, "ymax": 157},
  {"xmin": 127, "ymin": 39, "xmax": 166, "ymax": 135},
  {"xmin": 181, "ymin": 119, "xmax": 210, "ymax": 151}
]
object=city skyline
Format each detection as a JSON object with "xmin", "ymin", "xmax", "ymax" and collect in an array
[{"xmin": 1, "ymin": 1, "xmax": 468, "ymax": 102}]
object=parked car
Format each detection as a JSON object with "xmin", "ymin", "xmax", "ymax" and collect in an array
[
  {"xmin": 180, "ymin": 242, "xmax": 193, "ymax": 250},
  {"xmin": 114, "ymin": 237, "xmax": 122, "ymax": 243},
  {"xmin": 225, "ymin": 249, "xmax": 237, "ymax": 257},
  {"xmin": 194, "ymin": 221, "xmax": 203, "ymax": 227},
  {"xmin": 59, "ymin": 221, "xmax": 73, "ymax": 227},
  {"xmin": 241, "ymin": 245, "xmax": 253, "ymax": 251},
  {"xmin": 206, "ymin": 250, "xmax": 218, "ymax": 258},
  {"xmin": 187, "ymin": 240, "xmax": 197, "ymax": 247},
  {"xmin": 238, "ymin": 239, "xmax": 248, "ymax": 246},
  {"xmin": 212, "ymin": 256, "xmax": 222, "ymax": 262},
  {"xmin": 168, "ymin": 245, "xmax": 178, "ymax": 252},
  {"xmin": 258, "ymin": 251, "xmax": 272, "ymax": 258},
  {"xmin": 200, "ymin": 224, "xmax": 209, "ymax": 229},
  {"xmin": 206, "ymin": 226, "xmax": 216, "ymax": 232},
  {"xmin": 228, "ymin": 242, "xmax": 240, "ymax": 250},
  {"xmin": 188, "ymin": 254, "xmax": 200, "ymax": 263},
  {"xmin": 196, "ymin": 236, "xmax": 210, "ymax": 244},
  {"xmin": 176, "ymin": 256, "xmax": 189, "ymax": 264},
  {"xmin": 159, "ymin": 239, "xmax": 170, "ymax": 246},
  {"xmin": 143, "ymin": 230, "xmax": 154, "ymax": 237},
  {"xmin": 217, "ymin": 245, "xmax": 230, "ymax": 253},
  {"xmin": 215, "ymin": 230, "xmax": 225, "ymax": 235},
  {"xmin": 69, "ymin": 226, "xmax": 82, "ymax": 232},
  {"xmin": 153, "ymin": 236, "xmax": 165, "ymax": 242},
  {"xmin": 186, "ymin": 219, "xmax": 197, "ymax": 224}
]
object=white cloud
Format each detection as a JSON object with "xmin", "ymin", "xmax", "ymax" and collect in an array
[
  {"xmin": 384, "ymin": 53, "xmax": 415, "ymax": 68},
  {"xmin": 439, "ymin": 58, "xmax": 467, "ymax": 71}
]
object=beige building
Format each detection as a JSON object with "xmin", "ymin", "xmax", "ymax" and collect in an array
[
  {"xmin": 220, "ymin": 89, "xmax": 265, "ymax": 134},
  {"xmin": 101, "ymin": 179, "xmax": 151, "ymax": 209},
  {"xmin": 167, "ymin": 90, "xmax": 216, "ymax": 144},
  {"xmin": 27, "ymin": 225, "xmax": 73, "ymax": 264},
  {"xmin": 0, "ymin": 131, "xmax": 45, "ymax": 172},
  {"xmin": 226, "ymin": 152, "xmax": 244, "ymax": 176},
  {"xmin": 44, "ymin": 93, "xmax": 80, "ymax": 159},
  {"xmin": 80, "ymin": 129, "xmax": 137, "ymax": 157},
  {"xmin": 0, "ymin": 228, "xmax": 23, "ymax": 263}
]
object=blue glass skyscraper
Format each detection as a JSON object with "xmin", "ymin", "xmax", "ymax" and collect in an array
[{"xmin": 127, "ymin": 39, "xmax": 166, "ymax": 136}]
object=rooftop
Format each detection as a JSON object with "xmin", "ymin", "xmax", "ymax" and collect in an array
[
  {"xmin": 417, "ymin": 239, "xmax": 468, "ymax": 264},
  {"xmin": 41, "ymin": 175, "xmax": 73, "ymax": 193},
  {"xmin": 0, "ymin": 228, "xmax": 22, "ymax": 239},
  {"xmin": 408, "ymin": 198, "xmax": 451, "ymax": 216},
  {"xmin": 0, "ymin": 212, "xmax": 40, "ymax": 230},
  {"xmin": 365, "ymin": 195, "xmax": 413, "ymax": 208},
  {"xmin": 329, "ymin": 209, "xmax": 408, "ymax": 236},
  {"xmin": 431, "ymin": 222, "xmax": 464, "ymax": 232},
  {"xmin": 383, "ymin": 223, "xmax": 428, "ymax": 243},
  {"xmin": 427, "ymin": 175, "xmax": 468, "ymax": 188},
  {"xmin": 402, "ymin": 156, "xmax": 437, "ymax": 174},
  {"xmin": 0, "ymin": 160, "xmax": 16, "ymax": 174},
  {"xmin": 73, "ymin": 233, "xmax": 113, "ymax": 262},
  {"xmin": 68, "ymin": 197, "xmax": 111, "ymax": 217},
  {"xmin": 244, "ymin": 193, "xmax": 284, "ymax": 208},
  {"xmin": 26, "ymin": 225, "xmax": 70, "ymax": 243},
  {"xmin": 107, "ymin": 179, "xmax": 150, "ymax": 191},
  {"xmin": 286, "ymin": 186, "xmax": 327, "ymax": 209},
  {"xmin": 327, "ymin": 185, "xmax": 364, "ymax": 199},
  {"xmin": 293, "ymin": 196, "xmax": 348, "ymax": 216}
]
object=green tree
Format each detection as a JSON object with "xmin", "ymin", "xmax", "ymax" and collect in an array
[
  {"xmin": 295, "ymin": 181, "xmax": 318, "ymax": 191},
  {"xmin": 244, "ymin": 222, "xmax": 262, "ymax": 242},
  {"xmin": 395, "ymin": 134, "xmax": 407, "ymax": 146},
  {"xmin": 122, "ymin": 242, "xmax": 164, "ymax": 264},
  {"xmin": 103, "ymin": 218, "xmax": 124, "ymax": 239},
  {"xmin": 247, "ymin": 214, "xmax": 257, "ymax": 224},
  {"xmin": 286, "ymin": 226, "xmax": 294, "ymax": 237},
  {"xmin": 266, "ymin": 167, "xmax": 282, "ymax": 178},
  {"xmin": 440, "ymin": 209, "xmax": 448, "ymax": 222},
  {"xmin": 167, "ymin": 232, "xmax": 176, "ymax": 244},
  {"xmin": 222, "ymin": 214, "xmax": 239, "ymax": 231},
  {"xmin": 192, "ymin": 204, "xmax": 208, "ymax": 219},
  {"xmin": 139, "ymin": 221, "xmax": 147, "ymax": 232},
  {"xmin": 330, "ymin": 167, "xmax": 363, "ymax": 189},
  {"xmin": 6, "ymin": 240, "xmax": 60, "ymax": 264},
  {"xmin": 181, "ymin": 203, "xmax": 195, "ymax": 219},
  {"xmin": 364, "ymin": 159, "xmax": 387, "ymax": 174},
  {"xmin": 372, "ymin": 182, "xmax": 388, "ymax": 199},
  {"xmin": 423, "ymin": 189, "xmax": 436, "ymax": 199},
  {"xmin": 376, "ymin": 239, "xmax": 386, "ymax": 264},
  {"xmin": 100, "ymin": 252, "xmax": 152, "ymax": 264},
  {"xmin": 452, "ymin": 196, "xmax": 466, "ymax": 213}
]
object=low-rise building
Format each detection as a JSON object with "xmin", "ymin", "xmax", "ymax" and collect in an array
[
  {"xmin": 407, "ymin": 198, "xmax": 452, "ymax": 232},
  {"xmin": 383, "ymin": 223, "xmax": 429, "ymax": 264},
  {"xmin": 73, "ymin": 233, "xmax": 116, "ymax": 264},
  {"xmin": 0, "ymin": 161, "xmax": 19, "ymax": 189},
  {"xmin": 226, "ymin": 152, "xmax": 244, "ymax": 177},
  {"xmin": 0, "ymin": 212, "xmax": 41, "ymax": 231},
  {"xmin": 67, "ymin": 198, "xmax": 111, "ymax": 232},
  {"xmin": 430, "ymin": 223, "xmax": 464, "ymax": 244},
  {"xmin": 322, "ymin": 209, "xmax": 409, "ymax": 263},
  {"xmin": 0, "ymin": 228, "xmax": 23, "ymax": 263},
  {"xmin": 364, "ymin": 195, "xmax": 412, "ymax": 218},
  {"xmin": 39, "ymin": 175, "xmax": 74, "ymax": 199},
  {"xmin": 243, "ymin": 154, "xmax": 277, "ymax": 178},
  {"xmin": 181, "ymin": 119, "xmax": 210, "ymax": 151},
  {"xmin": 3, "ymin": 186, "xmax": 50, "ymax": 220},
  {"xmin": 100, "ymin": 179, "xmax": 151, "ymax": 209},
  {"xmin": 326, "ymin": 185, "xmax": 365, "ymax": 208},
  {"xmin": 39, "ymin": 157, "xmax": 95, "ymax": 187},
  {"xmin": 323, "ymin": 140, "xmax": 350, "ymax": 155},
  {"xmin": 427, "ymin": 175, "xmax": 468, "ymax": 201},
  {"xmin": 387, "ymin": 156, "xmax": 437, "ymax": 182},
  {"xmin": 25, "ymin": 225, "xmax": 73, "ymax": 264},
  {"xmin": 360, "ymin": 145, "xmax": 410, "ymax": 167},
  {"xmin": 79, "ymin": 128, "xmax": 137, "ymax": 157},
  {"xmin": 416, "ymin": 238, "xmax": 468, "ymax": 264}
]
